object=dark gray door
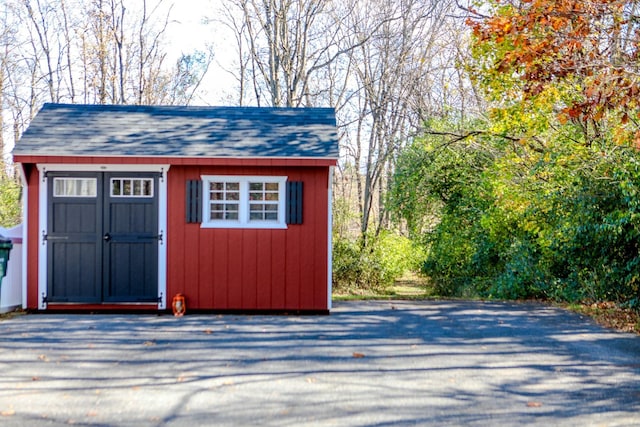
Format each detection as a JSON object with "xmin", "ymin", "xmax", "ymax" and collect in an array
[{"xmin": 47, "ymin": 172, "xmax": 159, "ymax": 303}]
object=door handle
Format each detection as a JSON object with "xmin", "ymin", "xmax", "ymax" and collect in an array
[{"xmin": 103, "ymin": 233, "xmax": 111, "ymax": 242}]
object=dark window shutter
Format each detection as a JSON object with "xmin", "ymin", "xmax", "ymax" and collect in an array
[
  {"xmin": 286, "ymin": 181, "xmax": 303, "ymax": 225},
  {"xmin": 186, "ymin": 180, "xmax": 202, "ymax": 223}
]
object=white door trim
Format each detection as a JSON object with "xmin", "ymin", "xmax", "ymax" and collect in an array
[{"xmin": 36, "ymin": 164, "xmax": 170, "ymax": 309}]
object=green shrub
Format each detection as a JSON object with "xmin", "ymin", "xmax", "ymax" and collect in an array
[
  {"xmin": 332, "ymin": 232, "xmax": 425, "ymax": 294},
  {"xmin": 0, "ymin": 174, "xmax": 21, "ymax": 228}
]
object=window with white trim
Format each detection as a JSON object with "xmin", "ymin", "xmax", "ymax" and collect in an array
[
  {"xmin": 53, "ymin": 178, "xmax": 97, "ymax": 197},
  {"xmin": 202, "ymin": 176, "xmax": 287, "ymax": 228},
  {"xmin": 111, "ymin": 178, "xmax": 154, "ymax": 197}
]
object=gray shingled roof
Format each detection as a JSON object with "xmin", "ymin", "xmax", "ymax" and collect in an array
[{"xmin": 13, "ymin": 103, "xmax": 339, "ymax": 159}]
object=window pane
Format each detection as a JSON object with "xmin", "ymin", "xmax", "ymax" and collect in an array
[
  {"xmin": 249, "ymin": 182, "xmax": 263, "ymax": 191},
  {"xmin": 132, "ymin": 180, "xmax": 140, "ymax": 195},
  {"xmin": 225, "ymin": 205, "xmax": 239, "ymax": 219},
  {"xmin": 123, "ymin": 180, "xmax": 131, "ymax": 195},
  {"xmin": 112, "ymin": 179, "xmax": 121, "ymax": 196},
  {"xmin": 265, "ymin": 182, "xmax": 279, "ymax": 191},
  {"xmin": 265, "ymin": 212, "xmax": 278, "ymax": 220},
  {"xmin": 249, "ymin": 192, "xmax": 263, "ymax": 201},
  {"xmin": 143, "ymin": 180, "xmax": 152, "ymax": 196},
  {"xmin": 208, "ymin": 180, "xmax": 240, "ymax": 222},
  {"xmin": 54, "ymin": 179, "xmax": 65, "ymax": 196},
  {"xmin": 53, "ymin": 178, "xmax": 97, "ymax": 197},
  {"xmin": 265, "ymin": 193, "xmax": 279, "ymax": 201}
]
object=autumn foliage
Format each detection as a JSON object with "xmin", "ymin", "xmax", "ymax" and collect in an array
[
  {"xmin": 468, "ymin": 0, "xmax": 640, "ymax": 141},
  {"xmin": 389, "ymin": 1, "xmax": 640, "ymax": 308}
]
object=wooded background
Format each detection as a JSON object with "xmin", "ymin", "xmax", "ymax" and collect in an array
[{"xmin": 3, "ymin": 0, "xmax": 640, "ymax": 306}]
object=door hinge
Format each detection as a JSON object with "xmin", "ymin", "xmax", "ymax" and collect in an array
[{"xmin": 42, "ymin": 231, "xmax": 68, "ymax": 244}]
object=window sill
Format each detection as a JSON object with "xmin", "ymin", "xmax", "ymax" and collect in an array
[{"xmin": 200, "ymin": 222, "xmax": 288, "ymax": 230}]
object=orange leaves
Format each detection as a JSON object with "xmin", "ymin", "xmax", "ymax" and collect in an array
[
  {"xmin": 550, "ymin": 16, "xmax": 564, "ymax": 30},
  {"xmin": 470, "ymin": 0, "xmax": 640, "ymax": 127}
]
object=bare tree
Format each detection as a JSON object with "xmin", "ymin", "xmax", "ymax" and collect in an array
[
  {"xmin": 339, "ymin": 0, "xmax": 462, "ymax": 238},
  {"xmin": 2, "ymin": 0, "xmax": 213, "ymax": 165},
  {"xmin": 221, "ymin": 0, "xmax": 353, "ymax": 108},
  {"xmin": 217, "ymin": 0, "xmax": 476, "ymax": 239}
]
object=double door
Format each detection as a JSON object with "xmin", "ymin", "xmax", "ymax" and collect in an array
[{"xmin": 46, "ymin": 172, "xmax": 159, "ymax": 303}]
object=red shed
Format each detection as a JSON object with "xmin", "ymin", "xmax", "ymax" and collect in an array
[{"xmin": 12, "ymin": 103, "xmax": 338, "ymax": 313}]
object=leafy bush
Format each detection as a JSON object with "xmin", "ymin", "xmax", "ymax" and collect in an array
[
  {"xmin": 391, "ymin": 129, "xmax": 640, "ymax": 307},
  {"xmin": 332, "ymin": 232, "xmax": 425, "ymax": 294},
  {"xmin": 0, "ymin": 173, "xmax": 21, "ymax": 228}
]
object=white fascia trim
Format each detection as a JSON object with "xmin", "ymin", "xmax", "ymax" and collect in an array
[
  {"xmin": 36, "ymin": 164, "xmax": 169, "ymax": 173},
  {"xmin": 36, "ymin": 163, "xmax": 170, "ymax": 310},
  {"xmin": 327, "ymin": 166, "xmax": 334, "ymax": 311}
]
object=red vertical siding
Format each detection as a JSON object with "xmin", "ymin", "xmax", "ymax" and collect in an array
[
  {"xmin": 226, "ymin": 229, "xmax": 243, "ymax": 307},
  {"xmin": 256, "ymin": 231, "xmax": 272, "ymax": 308},
  {"xmin": 166, "ymin": 165, "xmax": 330, "ymax": 311},
  {"xmin": 21, "ymin": 159, "xmax": 331, "ymax": 312},
  {"xmin": 212, "ymin": 229, "xmax": 229, "ymax": 307},
  {"xmin": 199, "ymin": 231, "xmax": 214, "ymax": 308},
  {"xmin": 242, "ymin": 230, "xmax": 257, "ymax": 309},
  {"xmin": 271, "ymin": 231, "xmax": 286, "ymax": 309},
  {"xmin": 26, "ymin": 166, "xmax": 40, "ymax": 309}
]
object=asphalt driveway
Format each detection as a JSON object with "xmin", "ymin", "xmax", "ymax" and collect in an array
[{"xmin": 0, "ymin": 300, "xmax": 639, "ymax": 426}]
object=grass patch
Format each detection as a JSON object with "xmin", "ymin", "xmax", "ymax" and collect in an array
[{"xmin": 333, "ymin": 273, "xmax": 440, "ymax": 301}]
